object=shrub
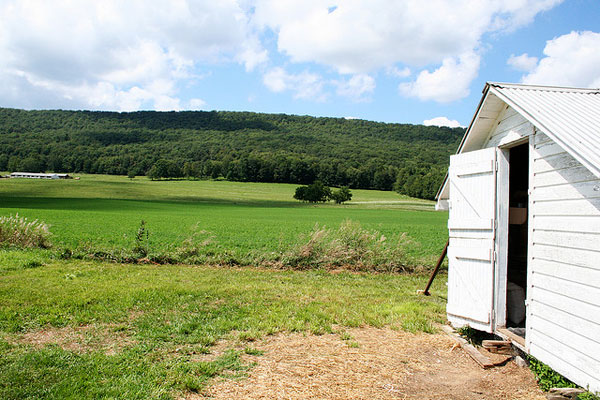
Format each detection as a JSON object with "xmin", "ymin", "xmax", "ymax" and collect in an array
[
  {"xmin": 0, "ymin": 214, "xmax": 52, "ymax": 248},
  {"xmin": 281, "ymin": 219, "xmax": 413, "ymax": 272},
  {"xmin": 330, "ymin": 186, "xmax": 352, "ymax": 204}
]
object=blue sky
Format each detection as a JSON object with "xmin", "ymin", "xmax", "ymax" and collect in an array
[{"xmin": 1, "ymin": 0, "xmax": 599, "ymax": 127}]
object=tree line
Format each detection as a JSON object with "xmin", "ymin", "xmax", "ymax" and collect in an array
[{"xmin": 0, "ymin": 108, "xmax": 463, "ymax": 199}]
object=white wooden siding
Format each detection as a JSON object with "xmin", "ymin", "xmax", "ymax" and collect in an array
[
  {"xmin": 528, "ymin": 131, "xmax": 600, "ymax": 393},
  {"xmin": 484, "ymin": 106, "xmax": 533, "ymax": 148}
]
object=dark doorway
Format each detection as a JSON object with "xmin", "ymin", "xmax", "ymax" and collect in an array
[{"xmin": 506, "ymin": 143, "xmax": 529, "ymax": 335}]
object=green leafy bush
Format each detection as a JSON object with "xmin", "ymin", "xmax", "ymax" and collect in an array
[
  {"xmin": 330, "ymin": 186, "xmax": 352, "ymax": 204},
  {"xmin": 0, "ymin": 214, "xmax": 51, "ymax": 248}
]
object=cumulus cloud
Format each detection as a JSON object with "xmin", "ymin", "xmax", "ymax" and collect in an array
[
  {"xmin": 518, "ymin": 31, "xmax": 600, "ymax": 88},
  {"xmin": 263, "ymin": 67, "xmax": 326, "ymax": 101},
  {"xmin": 0, "ymin": 0, "xmax": 266, "ymax": 111},
  {"xmin": 399, "ymin": 52, "xmax": 480, "ymax": 102},
  {"xmin": 507, "ymin": 53, "xmax": 539, "ymax": 72},
  {"xmin": 334, "ymin": 74, "xmax": 375, "ymax": 102},
  {"xmin": 252, "ymin": 0, "xmax": 561, "ymax": 73},
  {"xmin": 423, "ymin": 116, "xmax": 463, "ymax": 128},
  {"xmin": 0, "ymin": 0, "xmax": 567, "ymax": 108}
]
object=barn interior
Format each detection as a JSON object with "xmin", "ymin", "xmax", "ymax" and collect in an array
[{"xmin": 506, "ymin": 143, "xmax": 529, "ymax": 335}]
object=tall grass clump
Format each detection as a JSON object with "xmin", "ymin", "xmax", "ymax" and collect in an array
[
  {"xmin": 281, "ymin": 219, "xmax": 414, "ymax": 272},
  {"xmin": 0, "ymin": 214, "xmax": 52, "ymax": 248}
]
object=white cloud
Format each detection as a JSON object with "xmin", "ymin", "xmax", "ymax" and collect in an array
[
  {"xmin": 188, "ymin": 98, "xmax": 207, "ymax": 110},
  {"xmin": 507, "ymin": 53, "xmax": 539, "ymax": 72},
  {"xmin": 0, "ymin": 0, "xmax": 267, "ymax": 110},
  {"xmin": 423, "ymin": 116, "xmax": 463, "ymax": 128},
  {"xmin": 399, "ymin": 52, "xmax": 480, "ymax": 102},
  {"xmin": 253, "ymin": 0, "xmax": 561, "ymax": 73},
  {"xmin": 334, "ymin": 74, "xmax": 375, "ymax": 102},
  {"xmin": 262, "ymin": 67, "xmax": 326, "ymax": 101},
  {"xmin": 252, "ymin": 0, "xmax": 561, "ymax": 102},
  {"xmin": 386, "ymin": 66, "xmax": 411, "ymax": 78},
  {"xmin": 519, "ymin": 31, "xmax": 600, "ymax": 88}
]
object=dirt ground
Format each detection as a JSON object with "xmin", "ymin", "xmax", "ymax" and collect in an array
[{"xmin": 198, "ymin": 327, "xmax": 545, "ymax": 400}]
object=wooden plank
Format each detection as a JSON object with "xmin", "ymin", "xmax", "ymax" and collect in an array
[
  {"xmin": 452, "ymin": 160, "xmax": 494, "ymax": 176},
  {"xmin": 496, "ymin": 327, "xmax": 526, "ymax": 348},
  {"xmin": 533, "ymin": 179, "xmax": 600, "ymax": 201},
  {"xmin": 448, "ymin": 218, "xmax": 494, "ymax": 230},
  {"xmin": 530, "ymin": 285, "xmax": 600, "ymax": 326},
  {"xmin": 441, "ymin": 326, "xmax": 495, "ymax": 369},
  {"xmin": 533, "ymin": 165, "xmax": 597, "ymax": 188},
  {"xmin": 531, "ymin": 270, "xmax": 600, "ymax": 306},
  {"xmin": 530, "ymin": 243, "xmax": 600, "ymax": 271},
  {"xmin": 528, "ymin": 314, "xmax": 600, "ymax": 364},
  {"xmin": 533, "ymin": 198, "xmax": 600, "ymax": 217},
  {"xmin": 533, "ymin": 215, "xmax": 600, "ymax": 233},
  {"xmin": 531, "ymin": 258, "xmax": 600, "ymax": 287},
  {"xmin": 533, "ymin": 152, "xmax": 584, "ymax": 174},
  {"xmin": 532, "ymin": 230, "xmax": 600, "ymax": 253},
  {"xmin": 449, "ymin": 246, "xmax": 492, "ymax": 261},
  {"xmin": 533, "ymin": 140, "xmax": 566, "ymax": 159}
]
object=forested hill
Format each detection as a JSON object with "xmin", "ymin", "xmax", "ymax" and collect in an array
[{"xmin": 0, "ymin": 108, "xmax": 463, "ymax": 199}]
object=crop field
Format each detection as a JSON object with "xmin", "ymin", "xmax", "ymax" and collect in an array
[
  {"xmin": 0, "ymin": 175, "xmax": 451, "ymax": 399},
  {"xmin": 0, "ymin": 174, "xmax": 448, "ymax": 266}
]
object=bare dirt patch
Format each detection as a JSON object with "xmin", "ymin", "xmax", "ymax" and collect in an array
[
  {"xmin": 198, "ymin": 327, "xmax": 545, "ymax": 400},
  {"xmin": 15, "ymin": 324, "xmax": 136, "ymax": 355}
]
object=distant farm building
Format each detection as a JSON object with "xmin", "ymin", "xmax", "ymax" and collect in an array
[
  {"xmin": 8, "ymin": 172, "xmax": 72, "ymax": 179},
  {"xmin": 436, "ymin": 82, "xmax": 600, "ymax": 393}
]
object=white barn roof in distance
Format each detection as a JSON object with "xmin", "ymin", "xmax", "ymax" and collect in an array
[{"xmin": 436, "ymin": 82, "xmax": 600, "ymax": 203}]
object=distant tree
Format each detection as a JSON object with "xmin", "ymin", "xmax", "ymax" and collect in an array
[
  {"xmin": 19, "ymin": 156, "xmax": 45, "ymax": 172},
  {"xmin": 147, "ymin": 159, "xmax": 183, "ymax": 180},
  {"xmin": 127, "ymin": 169, "xmax": 136, "ymax": 179},
  {"xmin": 293, "ymin": 180, "xmax": 332, "ymax": 203},
  {"xmin": 0, "ymin": 154, "xmax": 8, "ymax": 171},
  {"xmin": 330, "ymin": 186, "xmax": 352, "ymax": 204}
]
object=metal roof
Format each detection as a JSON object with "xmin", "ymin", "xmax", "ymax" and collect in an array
[
  {"xmin": 436, "ymin": 82, "xmax": 600, "ymax": 203},
  {"xmin": 488, "ymin": 82, "xmax": 600, "ymax": 179}
]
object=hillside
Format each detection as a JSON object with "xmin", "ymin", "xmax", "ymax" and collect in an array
[{"xmin": 0, "ymin": 108, "xmax": 463, "ymax": 199}]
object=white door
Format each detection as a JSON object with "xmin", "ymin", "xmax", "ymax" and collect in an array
[{"xmin": 447, "ymin": 147, "xmax": 497, "ymax": 333}]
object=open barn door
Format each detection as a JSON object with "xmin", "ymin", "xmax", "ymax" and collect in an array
[{"xmin": 447, "ymin": 147, "xmax": 498, "ymax": 333}]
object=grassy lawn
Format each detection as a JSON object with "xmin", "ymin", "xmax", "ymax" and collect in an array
[
  {"xmin": 0, "ymin": 175, "xmax": 450, "ymax": 398},
  {"xmin": 0, "ymin": 251, "xmax": 447, "ymax": 399},
  {"xmin": 0, "ymin": 175, "xmax": 448, "ymax": 266}
]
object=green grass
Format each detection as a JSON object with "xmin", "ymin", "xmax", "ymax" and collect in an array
[
  {"xmin": 0, "ymin": 252, "xmax": 447, "ymax": 399},
  {"xmin": 0, "ymin": 174, "xmax": 448, "ymax": 266},
  {"xmin": 0, "ymin": 175, "xmax": 450, "ymax": 398}
]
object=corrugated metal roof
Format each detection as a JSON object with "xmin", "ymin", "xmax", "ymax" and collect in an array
[
  {"xmin": 436, "ymin": 82, "xmax": 600, "ymax": 204},
  {"xmin": 488, "ymin": 82, "xmax": 600, "ymax": 178}
]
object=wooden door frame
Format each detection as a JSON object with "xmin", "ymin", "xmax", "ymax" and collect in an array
[{"xmin": 494, "ymin": 136, "xmax": 531, "ymax": 332}]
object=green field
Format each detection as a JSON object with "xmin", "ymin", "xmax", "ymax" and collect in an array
[
  {"xmin": 0, "ymin": 175, "xmax": 450, "ymax": 399},
  {"xmin": 0, "ymin": 174, "xmax": 448, "ymax": 266},
  {"xmin": 0, "ymin": 256, "xmax": 447, "ymax": 399}
]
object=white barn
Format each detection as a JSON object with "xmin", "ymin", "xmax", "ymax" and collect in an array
[
  {"xmin": 436, "ymin": 82, "xmax": 600, "ymax": 393},
  {"xmin": 9, "ymin": 172, "xmax": 71, "ymax": 179}
]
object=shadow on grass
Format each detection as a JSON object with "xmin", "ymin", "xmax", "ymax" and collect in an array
[{"xmin": 0, "ymin": 196, "xmax": 311, "ymax": 212}]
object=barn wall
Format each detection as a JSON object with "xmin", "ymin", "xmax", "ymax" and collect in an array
[
  {"xmin": 483, "ymin": 105, "xmax": 533, "ymax": 149},
  {"xmin": 528, "ymin": 131, "xmax": 600, "ymax": 393}
]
